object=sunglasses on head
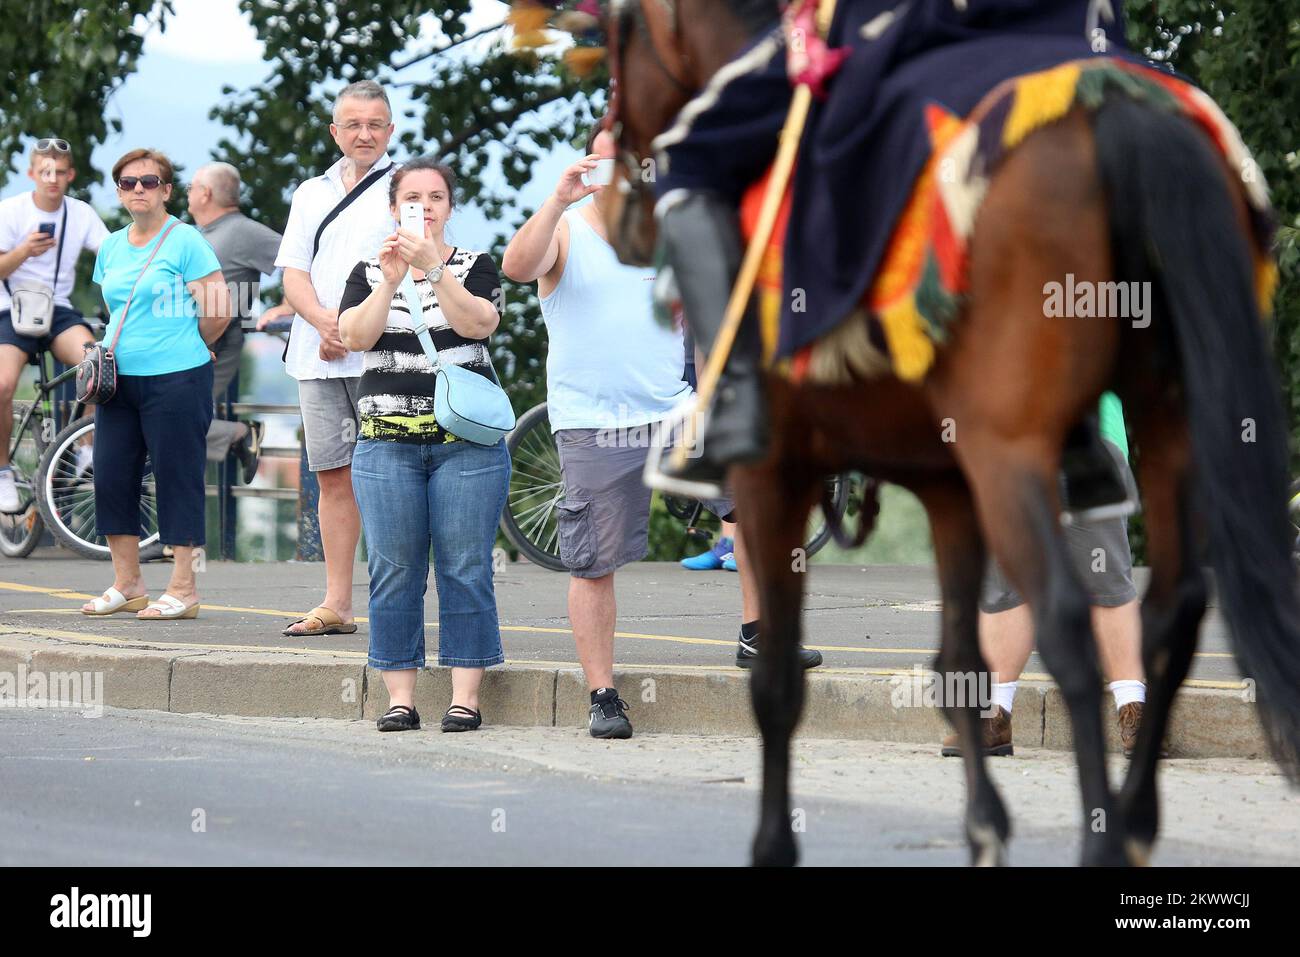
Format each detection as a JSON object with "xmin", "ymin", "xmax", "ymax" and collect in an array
[
  {"xmin": 34, "ymin": 137, "xmax": 71, "ymax": 154},
  {"xmin": 117, "ymin": 175, "xmax": 165, "ymax": 191}
]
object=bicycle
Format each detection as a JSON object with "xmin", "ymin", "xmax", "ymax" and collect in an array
[
  {"xmin": 500, "ymin": 401, "xmax": 851, "ymax": 571},
  {"xmin": 2, "ymin": 342, "xmax": 80, "ymax": 558},
  {"xmin": 1, "ymin": 337, "xmax": 163, "ymax": 560}
]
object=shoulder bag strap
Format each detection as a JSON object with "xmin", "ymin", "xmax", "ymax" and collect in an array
[
  {"xmin": 104, "ymin": 219, "xmax": 181, "ymax": 357},
  {"xmin": 3, "ymin": 201, "xmax": 69, "ymax": 299},
  {"xmin": 311, "ymin": 164, "xmax": 390, "ymax": 262},
  {"xmin": 51, "ymin": 200, "xmax": 68, "ymax": 293},
  {"xmin": 400, "ymin": 271, "xmax": 441, "ymax": 370},
  {"xmin": 400, "ymin": 258, "xmax": 506, "ymax": 388}
]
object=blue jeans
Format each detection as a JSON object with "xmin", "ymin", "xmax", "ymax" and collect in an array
[{"xmin": 351, "ymin": 438, "xmax": 510, "ymax": 670}]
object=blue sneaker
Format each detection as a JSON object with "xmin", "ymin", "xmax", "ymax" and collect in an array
[
  {"xmin": 722, "ymin": 555, "xmax": 738, "ymax": 572},
  {"xmin": 681, "ymin": 536, "xmax": 734, "ymax": 571}
]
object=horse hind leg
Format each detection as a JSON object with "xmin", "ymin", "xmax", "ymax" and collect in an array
[
  {"xmin": 912, "ymin": 475, "xmax": 1011, "ymax": 866},
  {"xmin": 731, "ymin": 460, "xmax": 821, "ymax": 867},
  {"xmin": 1117, "ymin": 403, "xmax": 1206, "ymax": 865},
  {"xmin": 959, "ymin": 440, "xmax": 1127, "ymax": 866}
]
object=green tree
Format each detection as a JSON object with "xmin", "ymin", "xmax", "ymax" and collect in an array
[
  {"xmin": 1125, "ymin": 1, "xmax": 1300, "ymax": 453},
  {"xmin": 0, "ymin": 0, "xmax": 171, "ymax": 196}
]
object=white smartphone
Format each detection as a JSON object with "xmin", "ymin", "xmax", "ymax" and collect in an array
[
  {"xmin": 582, "ymin": 158, "xmax": 615, "ymax": 187},
  {"xmin": 398, "ymin": 202, "xmax": 424, "ymax": 236}
]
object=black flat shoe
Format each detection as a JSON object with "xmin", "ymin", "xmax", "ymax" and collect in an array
[
  {"xmin": 377, "ymin": 704, "xmax": 420, "ymax": 732},
  {"xmin": 441, "ymin": 704, "xmax": 482, "ymax": 732}
]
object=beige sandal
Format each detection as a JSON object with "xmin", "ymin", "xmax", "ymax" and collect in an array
[
  {"xmin": 82, "ymin": 588, "xmax": 150, "ymax": 616},
  {"xmin": 136, "ymin": 594, "xmax": 200, "ymax": 620},
  {"xmin": 282, "ymin": 605, "xmax": 357, "ymax": 637}
]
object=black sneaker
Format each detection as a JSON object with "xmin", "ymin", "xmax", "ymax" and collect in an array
[
  {"xmin": 588, "ymin": 688, "xmax": 633, "ymax": 739},
  {"xmin": 234, "ymin": 421, "xmax": 264, "ymax": 485},
  {"xmin": 736, "ymin": 630, "xmax": 823, "ymax": 670}
]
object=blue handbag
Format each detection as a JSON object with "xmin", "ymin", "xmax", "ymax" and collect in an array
[{"xmin": 400, "ymin": 273, "xmax": 516, "ymax": 446}]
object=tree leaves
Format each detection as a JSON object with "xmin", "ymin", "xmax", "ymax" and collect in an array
[
  {"xmin": 1129, "ymin": 2, "xmax": 1300, "ymax": 460},
  {"xmin": 0, "ymin": 0, "xmax": 169, "ymax": 196}
]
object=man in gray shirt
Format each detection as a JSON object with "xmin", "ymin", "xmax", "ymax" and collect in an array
[{"xmin": 188, "ymin": 162, "xmax": 292, "ymax": 481}]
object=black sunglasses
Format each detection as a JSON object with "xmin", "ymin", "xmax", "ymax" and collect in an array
[
  {"xmin": 34, "ymin": 137, "xmax": 71, "ymax": 153},
  {"xmin": 117, "ymin": 175, "xmax": 165, "ymax": 191}
]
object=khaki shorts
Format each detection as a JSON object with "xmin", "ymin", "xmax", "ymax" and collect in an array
[
  {"xmin": 555, "ymin": 427, "xmax": 734, "ymax": 579},
  {"xmin": 298, "ymin": 377, "xmax": 361, "ymax": 472}
]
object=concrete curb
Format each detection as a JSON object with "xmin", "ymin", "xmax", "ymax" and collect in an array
[{"xmin": 0, "ymin": 631, "xmax": 1269, "ymax": 759}]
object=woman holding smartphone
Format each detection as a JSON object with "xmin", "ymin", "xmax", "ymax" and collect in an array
[
  {"xmin": 338, "ymin": 157, "xmax": 509, "ymax": 734},
  {"xmin": 83, "ymin": 148, "xmax": 230, "ymax": 620}
]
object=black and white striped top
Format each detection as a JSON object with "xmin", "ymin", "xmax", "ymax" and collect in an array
[{"xmin": 339, "ymin": 249, "xmax": 504, "ymax": 443}]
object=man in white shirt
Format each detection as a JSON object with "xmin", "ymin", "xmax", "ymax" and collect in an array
[
  {"xmin": 0, "ymin": 138, "xmax": 109, "ymax": 513},
  {"xmin": 274, "ymin": 81, "xmax": 397, "ymax": 637}
]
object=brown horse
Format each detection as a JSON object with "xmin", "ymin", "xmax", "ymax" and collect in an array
[{"xmin": 598, "ymin": 0, "xmax": 1300, "ymax": 866}]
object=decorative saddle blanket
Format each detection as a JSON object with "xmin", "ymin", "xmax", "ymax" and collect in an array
[{"xmin": 744, "ymin": 56, "xmax": 1277, "ymax": 384}]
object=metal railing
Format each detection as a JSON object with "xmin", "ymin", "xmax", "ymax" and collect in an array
[{"xmin": 205, "ymin": 326, "xmax": 322, "ymax": 562}]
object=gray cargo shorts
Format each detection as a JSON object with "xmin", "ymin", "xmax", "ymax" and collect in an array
[
  {"xmin": 981, "ymin": 440, "xmax": 1138, "ymax": 613},
  {"xmin": 298, "ymin": 376, "xmax": 361, "ymax": 472},
  {"xmin": 555, "ymin": 426, "xmax": 734, "ymax": 579}
]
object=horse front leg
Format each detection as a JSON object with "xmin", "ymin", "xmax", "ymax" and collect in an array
[
  {"xmin": 913, "ymin": 475, "xmax": 1011, "ymax": 865},
  {"xmin": 732, "ymin": 460, "xmax": 820, "ymax": 867}
]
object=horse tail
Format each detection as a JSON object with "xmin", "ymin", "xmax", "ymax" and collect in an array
[{"xmin": 1093, "ymin": 94, "xmax": 1300, "ymax": 777}]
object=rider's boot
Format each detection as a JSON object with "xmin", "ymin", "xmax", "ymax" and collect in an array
[
  {"xmin": 1059, "ymin": 413, "xmax": 1137, "ymax": 524},
  {"xmin": 655, "ymin": 190, "xmax": 768, "ymax": 488}
]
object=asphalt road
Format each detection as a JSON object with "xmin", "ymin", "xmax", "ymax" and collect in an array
[
  {"xmin": 0, "ymin": 554, "xmax": 1245, "ymax": 685},
  {"xmin": 2, "ymin": 708, "xmax": 1294, "ymax": 866}
]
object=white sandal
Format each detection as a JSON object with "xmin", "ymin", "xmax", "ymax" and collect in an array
[
  {"xmin": 82, "ymin": 588, "xmax": 150, "ymax": 617},
  {"xmin": 136, "ymin": 593, "xmax": 200, "ymax": 620}
]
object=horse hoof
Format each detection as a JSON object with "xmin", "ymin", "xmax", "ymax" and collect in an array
[
  {"xmin": 970, "ymin": 841, "xmax": 1007, "ymax": 867},
  {"xmin": 1125, "ymin": 838, "xmax": 1153, "ymax": 867},
  {"xmin": 1081, "ymin": 844, "xmax": 1132, "ymax": 867},
  {"xmin": 751, "ymin": 834, "xmax": 799, "ymax": 867}
]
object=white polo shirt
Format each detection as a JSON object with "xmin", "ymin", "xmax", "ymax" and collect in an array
[
  {"xmin": 275, "ymin": 154, "xmax": 395, "ymax": 381},
  {"xmin": 0, "ymin": 192, "xmax": 109, "ymax": 312}
]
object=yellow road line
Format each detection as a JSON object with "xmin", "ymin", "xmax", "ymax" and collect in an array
[
  {"xmin": 0, "ymin": 627, "xmax": 1251, "ymax": 690},
  {"xmin": 0, "ymin": 578, "xmax": 1241, "ymax": 662}
]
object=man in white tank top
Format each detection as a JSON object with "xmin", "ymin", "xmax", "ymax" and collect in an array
[{"xmin": 503, "ymin": 128, "xmax": 823, "ymax": 738}]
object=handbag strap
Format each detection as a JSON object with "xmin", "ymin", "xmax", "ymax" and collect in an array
[
  {"xmin": 105, "ymin": 218, "xmax": 180, "ymax": 357},
  {"xmin": 3, "ymin": 200, "xmax": 68, "ymax": 299},
  {"xmin": 398, "ymin": 257, "xmax": 504, "ymax": 387},
  {"xmin": 400, "ymin": 271, "xmax": 442, "ymax": 371}
]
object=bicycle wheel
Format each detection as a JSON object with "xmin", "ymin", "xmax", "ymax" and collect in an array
[
  {"xmin": 0, "ymin": 401, "xmax": 46, "ymax": 558},
  {"xmin": 803, "ymin": 471, "xmax": 852, "ymax": 559},
  {"xmin": 35, "ymin": 415, "xmax": 164, "ymax": 561},
  {"xmin": 500, "ymin": 402, "xmax": 568, "ymax": 572}
]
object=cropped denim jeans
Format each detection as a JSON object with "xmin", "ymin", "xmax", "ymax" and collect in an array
[{"xmin": 351, "ymin": 437, "xmax": 509, "ymax": 670}]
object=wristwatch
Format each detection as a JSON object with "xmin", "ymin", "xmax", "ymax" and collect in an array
[{"xmin": 425, "ymin": 263, "xmax": 445, "ymax": 284}]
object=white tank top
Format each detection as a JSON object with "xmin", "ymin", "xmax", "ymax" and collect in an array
[{"xmin": 539, "ymin": 209, "xmax": 691, "ymax": 431}]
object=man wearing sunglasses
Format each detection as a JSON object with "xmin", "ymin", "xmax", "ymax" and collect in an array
[{"xmin": 0, "ymin": 137, "xmax": 109, "ymax": 513}]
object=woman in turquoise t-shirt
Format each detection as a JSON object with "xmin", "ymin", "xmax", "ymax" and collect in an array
[{"xmin": 81, "ymin": 149, "xmax": 231, "ymax": 622}]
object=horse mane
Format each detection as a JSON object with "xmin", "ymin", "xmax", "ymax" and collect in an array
[{"xmin": 721, "ymin": 0, "xmax": 782, "ymax": 33}]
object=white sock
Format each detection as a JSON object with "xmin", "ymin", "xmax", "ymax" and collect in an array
[
  {"xmin": 1109, "ymin": 679, "xmax": 1146, "ymax": 710},
  {"xmin": 991, "ymin": 681, "xmax": 1018, "ymax": 714}
]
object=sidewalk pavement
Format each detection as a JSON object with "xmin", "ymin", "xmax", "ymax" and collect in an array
[{"xmin": 0, "ymin": 555, "xmax": 1269, "ymax": 759}]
